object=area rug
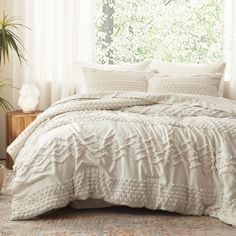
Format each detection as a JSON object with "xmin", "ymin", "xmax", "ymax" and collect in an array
[{"xmin": 1, "ymin": 161, "xmax": 236, "ymax": 236}]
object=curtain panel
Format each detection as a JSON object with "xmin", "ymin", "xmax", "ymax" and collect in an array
[
  {"xmin": 12, "ymin": 0, "xmax": 94, "ymax": 109},
  {"xmin": 224, "ymin": 0, "xmax": 236, "ymax": 100}
]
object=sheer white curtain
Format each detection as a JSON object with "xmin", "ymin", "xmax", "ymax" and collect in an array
[
  {"xmin": 12, "ymin": 0, "xmax": 94, "ymax": 109},
  {"xmin": 224, "ymin": 0, "xmax": 236, "ymax": 100}
]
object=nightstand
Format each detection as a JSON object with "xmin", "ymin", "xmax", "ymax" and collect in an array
[{"xmin": 5, "ymin": 110, "xmax": 43, "ymax": 169}]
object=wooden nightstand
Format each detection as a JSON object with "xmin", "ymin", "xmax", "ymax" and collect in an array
[{"xmin": 5, "ymin": 110, "xmax": 43, "ymax": 169}]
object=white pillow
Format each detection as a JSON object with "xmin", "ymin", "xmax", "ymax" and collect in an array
[
  {"xmin": 148, "ymin": 60, "xmax": 226, "ymax": 96},
  {"xmin": 76, "ymin": 60, "xmax": 150, "ymax": 93},
  {"xmin": 149, "ymin": 59, "xmax": 226, "ymax": 74},
  {"xmin": 82, "ymin": 60, "xmax": 151, "ymax": 71},
  {"xmin": 147, "ymin": 73, "xmax": 223, "ymax": 97},
  {"xmin": 82, "ymin": 67, "xmax": 148, "ymax": 93}
]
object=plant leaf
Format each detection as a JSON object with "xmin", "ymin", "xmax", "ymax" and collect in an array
[
  {"xmin": 0, "ymin": 97, "xmax": 14, "ymax": 111},
  {"xmin": 0, "ymin": 12, "xmax": 28, "ymax": 65}
]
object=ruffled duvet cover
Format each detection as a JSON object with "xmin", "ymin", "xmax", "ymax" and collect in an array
[{"xmin": 7, "ymin": 92, "xmax": 236, "ymax": 226}]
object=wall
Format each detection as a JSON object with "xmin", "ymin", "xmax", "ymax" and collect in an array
[{"xmin": 0, "ymin": 0, "xmax": 13, "ymax": 159}]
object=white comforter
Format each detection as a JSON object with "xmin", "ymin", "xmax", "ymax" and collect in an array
[{"xmin": 7, "ymin": 92, "xmax": 236, "ymax": 225}]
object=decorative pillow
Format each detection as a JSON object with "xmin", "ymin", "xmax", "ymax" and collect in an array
[
  {"xmin": 147, "ymin": 73, "xmax": 223, "ymax": 97},
  {"xmin": 76, "ymin": 60, "xmax": 150, "ymax": 93},
  {"xmin": 148, "ymin": 60, "xmax": 226, "ymax": 96},
  {"xmin": 82, "ymin": 67, "xmax": 148, "ymax": 93}
]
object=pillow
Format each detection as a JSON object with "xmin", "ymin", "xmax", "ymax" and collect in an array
[
  {"xmin": 148, "ymin": 59, "xmax": 226, "ymax": 74},
  {"xmin": 148, "ymin": 60, "xmax": 226, "ymax": 96},
  {"xmin": 147, "ymin": 73, "xmax": 223, "ymax": 97},
  {"xmin": 76, "ymin": 60, "xmax": 151, "ymax": 93},
  {"xmin": 82, "ymin": 60, "xmax": 151, "ymax": 71},
  {"xmin": 82, "ymin": 67, "xmax": 148, "ymax": 93}
]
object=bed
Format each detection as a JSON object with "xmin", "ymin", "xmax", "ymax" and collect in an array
[
  {"xmin": 7, "ymin": 91, "xmax": 236, "ymax": 226},
  {"xmin": 7, "ymin": 60, "xmax": 236, "ymax": 226}
]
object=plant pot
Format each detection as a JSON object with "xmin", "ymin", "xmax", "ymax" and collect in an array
[{"xmin": 0, "ymin": 165, "xmax": 4, "ymax": 193}]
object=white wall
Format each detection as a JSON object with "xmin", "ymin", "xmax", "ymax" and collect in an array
[{"xmin": 0, "ymin": 0, "xmax": 13, "ymax": 159}]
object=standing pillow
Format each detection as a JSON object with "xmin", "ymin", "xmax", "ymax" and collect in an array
[
  {"xmin": 147, "ymin": 73, "xmax": 223, "ymax": 97},
  {"xmin": 148, "ymin": 59, "xmax": 226, "ymax": 74},
  {"xmin": 85, "ymin": 60, "xmax": 151, "ymax": 71},
  {"xmin": 82, "ymin": 67, "xmax": 148, "ymax": 93}
]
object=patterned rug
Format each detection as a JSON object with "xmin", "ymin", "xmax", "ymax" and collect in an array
[{"xmin": 1, "ymin": 161, "xmax": 236, "ymax": 236}]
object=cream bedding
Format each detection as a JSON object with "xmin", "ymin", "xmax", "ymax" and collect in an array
[{"xmin": 7, "ymin": 92, "xmax": 236, "ymax": 226}]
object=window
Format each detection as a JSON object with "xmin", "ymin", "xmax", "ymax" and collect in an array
[{"xmin": 95, "ymin": 0, "xmax": 223, "ymax": 64}]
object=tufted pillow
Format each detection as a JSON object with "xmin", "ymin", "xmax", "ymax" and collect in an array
[
  {"xmin": 82, "ymin": 67, "xmax": 148, "ymax": 93},
  {"xmin": 148, "ymin": 60, "xmax": 226, "ymax": 96},
  {"xmin": 147, "ymin": 73, "xmax": 223, "ymax": 97},
  {"xmin": 76, "ymin": 60, "xmax": 150, "ymax": 93}
]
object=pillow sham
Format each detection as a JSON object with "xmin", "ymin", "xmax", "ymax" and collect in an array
[
  {"xmin": 82, "ymin": 67, "xmax": 148, "ymax": 93},
  {"xmin": 148, "ymin": 59, "xmax": 226, "ymax": 74},
  {"xmin": 148, "ymin": 60, "xmax": 226, "ymax": 96},
  {"xmin": 76, "ymin": 60, "xmax": 150, "ymax": 93},
  {"xmin": 147, "ymin": 73, "xmax": 223, "ymax": 97}
]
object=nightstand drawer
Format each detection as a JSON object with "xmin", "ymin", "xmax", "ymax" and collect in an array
[{"xmin": 5, "ymin": 110, "xmax": 43, "ymax": 169}]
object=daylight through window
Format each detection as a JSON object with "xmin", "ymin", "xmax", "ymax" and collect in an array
[{"xmin": 95, "ymin": 0, "xmax": 224, "ymax": 64}]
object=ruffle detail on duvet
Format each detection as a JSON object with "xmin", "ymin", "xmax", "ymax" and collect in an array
[
  {"xmin": 7, "ymin": 93, "xmax": 236, "ymax": 161},
  {"xmin": 11, "ymin": 167, "xmax": 230, "ymax": 221},
  {"xmin": 12, "ymin": 110, "xmax": 236, "ymax": 177}
]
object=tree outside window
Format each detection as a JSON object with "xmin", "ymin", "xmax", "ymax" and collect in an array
[{"xmin": 95, "ymin": 0, "xmax": 223, "ymax": 64}]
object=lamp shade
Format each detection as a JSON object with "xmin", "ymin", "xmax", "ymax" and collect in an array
[{"xmin": 18, "ymin": 84, "xmax": 40, "ymax": 113}]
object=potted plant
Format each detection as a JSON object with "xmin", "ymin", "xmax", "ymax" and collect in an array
[{"xmin": 0, "ymin": 13, "xmax": 27, "ymax": 111}]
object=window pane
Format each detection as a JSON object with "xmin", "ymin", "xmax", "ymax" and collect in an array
[{"xmin": 95, "ymin": 0, "xmax": 223, "ymax": 64}]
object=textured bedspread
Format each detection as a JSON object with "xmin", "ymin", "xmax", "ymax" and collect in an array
[{"xmin": 7, "ymin": 92, "xmax": 236, "ymax": 226}]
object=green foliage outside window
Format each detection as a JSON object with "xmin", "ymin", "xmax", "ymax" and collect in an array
[{"xmin": 95, "ymin": 0, "xmax": 223, "ymax": 64}]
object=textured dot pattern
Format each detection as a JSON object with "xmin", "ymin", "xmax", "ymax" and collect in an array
[
  {"xmin": 147, "ymin": 73, "xmax": 222, "ymax": 97},
  {"xmin": 82, "ymin": 68, "xmax": 148, "ymax": 92}
]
